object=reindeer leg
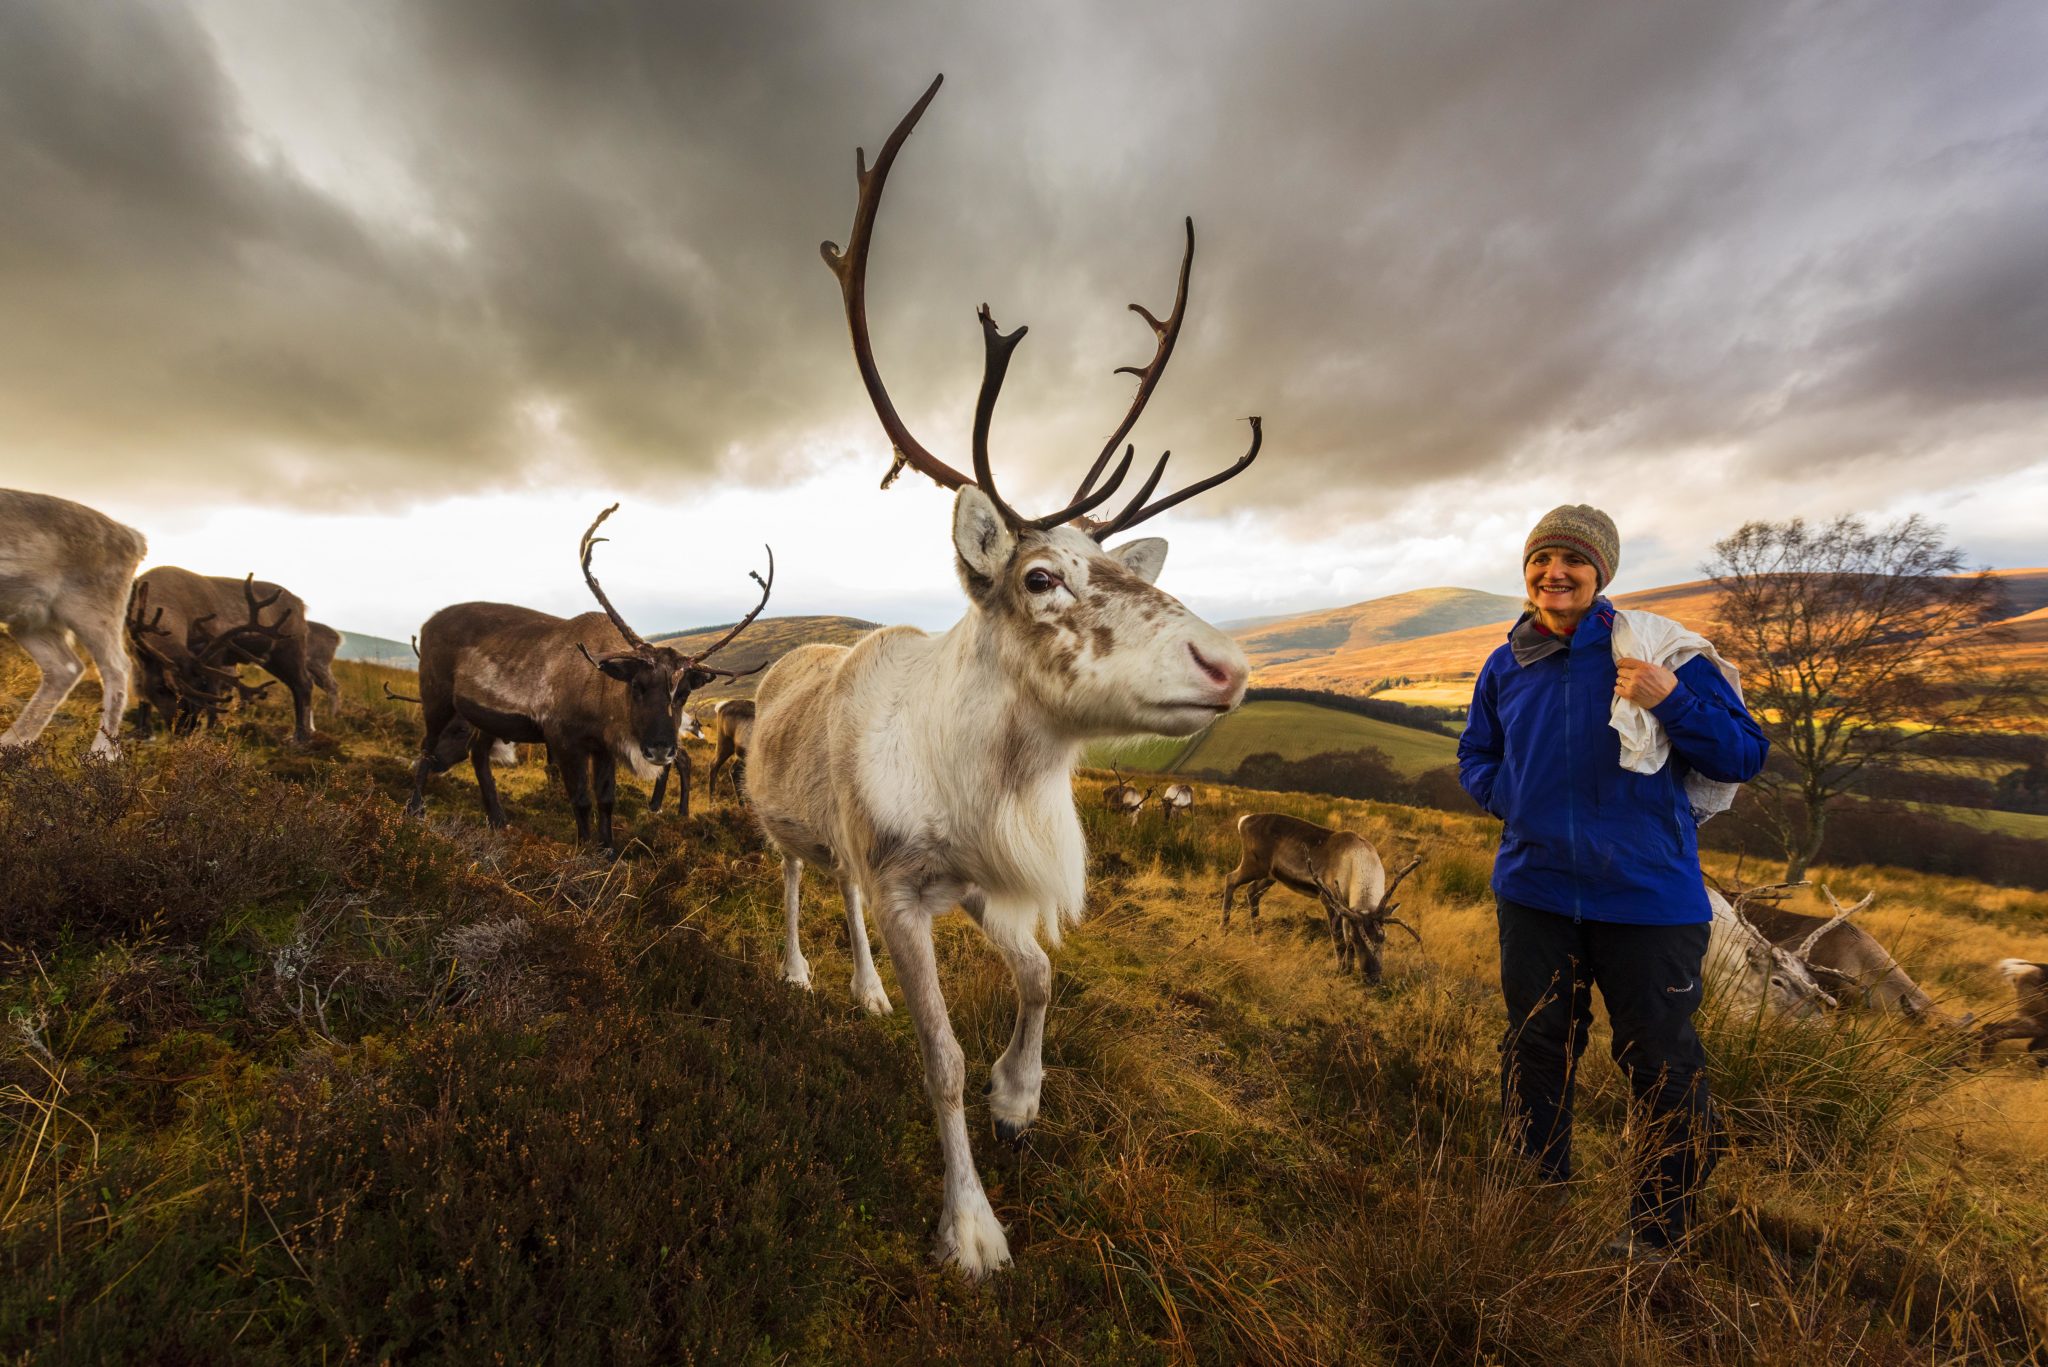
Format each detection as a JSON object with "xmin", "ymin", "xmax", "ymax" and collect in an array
[
  {"xmin": 469, "ymin": 730, "xmax": 508, "ymax": 829},
  {"xmin": 839, "ymin": 871, "xmax": 890, "ymax": 1013},
  {"xmin": 672, "ymin": 749, "xmax": 691, "ymax": 820},
  {"xmin": 66, "ymin": 611, "xmax": 130, "ymax": 759},
  {"xmin": 556, "ymin": 746, "xmax": 594, "ymax": 844},
  {"xmin": 0, "ymin": 625, "xmax": 84, "ymax": 751},
  {"xmin": 983, "ymin": 911, "xmax": 1051, "ymax": 1148},
  {"xmin": 878, "ymin": 878, "xmax": 1010, "ymax": 1277},
  {"xmin": 591, "ymin": 750, "xmax": 619, "ymax": 852},
  {"xmin": 1246, "ymin": 877, "xmax": 1274, "ymax": 935},
  {"xmin": 779, "ymin": 857, "xmax": 812, "ymax": 989}
]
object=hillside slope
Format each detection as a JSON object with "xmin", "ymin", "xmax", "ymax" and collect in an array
[
  {"xmin": 652, "ymin": 614, "xmax": 880, "ymax": 698},
  {"xmin": 2, "ymin": 645, "xmax": 2045, "ymax": 1362},
  {"xmin": 1232, "ymin": 587, "xmax": 1522, "ymax": 671},
  {"xmin": 1255, "ymin": 572, "xmax": 2048, "ymax": 694}
]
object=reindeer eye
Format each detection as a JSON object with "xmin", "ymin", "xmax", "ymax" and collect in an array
[{"xmin": 1024, "ymin": 568, "xmax": 1059, "ymax": 595}]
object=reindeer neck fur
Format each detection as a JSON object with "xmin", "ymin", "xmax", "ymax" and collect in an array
[{"xmin": 845, "ymin": 604, "xmax": 1088, "ymax": 943}]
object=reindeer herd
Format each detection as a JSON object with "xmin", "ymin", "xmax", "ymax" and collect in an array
[{"xmin": 2, "ymin": 75, "xmax": 2044, "ymax": 1281}]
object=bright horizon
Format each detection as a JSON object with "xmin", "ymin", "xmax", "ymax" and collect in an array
[{"xmin": 5, "ymin": 3, "xmax": 2046, "ymax": 641}]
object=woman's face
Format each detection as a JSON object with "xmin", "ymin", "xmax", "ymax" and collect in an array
[{"xmin": 1525, "ymin": 546, "xmax": 1599, "ymax": 622}]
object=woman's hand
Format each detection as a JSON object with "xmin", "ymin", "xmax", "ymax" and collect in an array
[{"xmin": 1613, "ymin": 657, "xmax": 1678, "ymax": 708}]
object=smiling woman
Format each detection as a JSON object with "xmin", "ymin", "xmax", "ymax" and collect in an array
[{"xmin": 1458, "ymin": 502, "xmax": 1770, "ymax": 1263}]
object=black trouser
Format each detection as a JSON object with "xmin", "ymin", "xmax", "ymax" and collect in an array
[{"xmin": 1496, "ymin": 898, "xmax": 1717, "ymax": 1245}]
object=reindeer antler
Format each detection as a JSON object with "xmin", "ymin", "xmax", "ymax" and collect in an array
[
  {"xmin": 1376, "ymin": 855, "xmax": 1424, "ymax": 915},
  {"xmin": 383, "ymin": 682, "xmax": 421, "ymax": 704},
  {"xmin": 1795, "ymin": 885, "xmax": 1875, "ymax": 962},
  {"xmin": 823, "ymin": 75, "xmax": 1255, "ymax": 533},
  {"xmin": 686, "ymin": 545, "xmax": 776, "ymax": 673},
  {"xmin": 579, "ymin": 504, "xmax": 649, "ymax": 653}
]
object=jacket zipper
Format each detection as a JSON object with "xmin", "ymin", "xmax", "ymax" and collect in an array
[{"xmin": 1564, "ymin": 647, "xmax": 1582, "ymax": 923}]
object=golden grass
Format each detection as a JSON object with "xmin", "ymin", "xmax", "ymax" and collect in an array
[{"xmin": 4, "ymin": 637, "xmax": 2048, "ymax": 1364}]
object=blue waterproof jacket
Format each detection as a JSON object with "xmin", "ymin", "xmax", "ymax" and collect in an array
[{"xmin": 1457, "ymin": 600, "xmax": 1768, "ymax": 924}]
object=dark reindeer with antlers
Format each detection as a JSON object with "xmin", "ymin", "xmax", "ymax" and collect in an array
[
  {"xmin": 745, "ymin": 74, "xmax": 1258, "ymax": 1275},
  {"xmin": 407, "ymin": 505, "xmax": 771, "ymax": 852},
  {"xmin": 1222, "ymin": 813, "xmax": 1422, "ymax": 981},
  {"xmin": 125, "ymin": 568, "xmax": 316, "ymax": 741}
]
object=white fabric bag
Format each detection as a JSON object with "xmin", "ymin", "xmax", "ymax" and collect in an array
[{"xmin": 1608, "ymin": 609, "xmax": 1744, "ymax": 822}]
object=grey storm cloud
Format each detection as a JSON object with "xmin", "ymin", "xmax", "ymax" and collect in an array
[{"xmin": 0, "ymin": 0, "xmax": 2044, "ymax": 520}]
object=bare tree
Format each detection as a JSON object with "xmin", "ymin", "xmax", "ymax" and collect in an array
[{"xmin": 1706, "ymin": 514, "xmax": 2030, "ymax": 882}]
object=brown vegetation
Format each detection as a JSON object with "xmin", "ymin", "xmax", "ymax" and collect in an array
[{"xmin": 2, "ymin": 640, "xmax": 2046, "ymax": 1363}]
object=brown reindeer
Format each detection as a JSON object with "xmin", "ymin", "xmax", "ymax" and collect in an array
[
  {"xmin": 1979, "ymin": 960, "xmax": 2047, "ymax": 1066},
  {"xmin": 1222, "ymin": 812, "xmax": 1421, "ymax": 981},
  {"xmin": 1102, "ymin": 768, "xmax": 1151, "ymax": 823},
  {"xmin": 1, "ymin": 489, "xmax": 148, "ymax": 758},
  {"xmin": 1158, "ymin": 782, "xmax": 1195, "ymax": 822},
  {"xmin": 126, "ymin": 568, "xmax": 316, "ymax": 741},
  {"xmin": 305, "ymin": 622, "xmax": 342, "ymax": 695},
  {"xmin": 407, "ymin": 505, "xmax": 770, "ymax": 851},
  {"xmin": 705, "ymin": 697, "xmax": 754, "ymax": 801}
]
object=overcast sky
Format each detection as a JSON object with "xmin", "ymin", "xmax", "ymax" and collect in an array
[{"xmin": 2, "ymin": 0, "xmax": 2044, "ymax": 638}]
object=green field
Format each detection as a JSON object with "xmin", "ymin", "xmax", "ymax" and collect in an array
[
  {"xmin": 1178, "ymin": 699, "xmax": 1461, "ymax": 777},
  {"xmin": 1080, "ymin": 732, "xmax": 1193, "ymax": 772},
  {"xmin": 1082, "ymin": 701, "xmax": 1463, "ymax": 779},
  {"xmin": 1917, "ymin": 802, "xmax": 2048, "ymax": 840}
]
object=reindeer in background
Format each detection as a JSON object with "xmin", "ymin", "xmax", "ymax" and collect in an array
[
  {"xmin": 1980, "ymin": 959, "xmax": 2046, "ymax": 1066},
  {"xmin": 305, "ymin": 622, "xmax": 342, "ymax": 697},
  {"xmin": 0, "ymin": 489, "xmax": 148, "ymax": 759},
  {"xmin": 126, "ymin": 569, "xmax": 316, "ymax": 741},
  {"xmin": 1704, "ymin": 882, "xmax": 1863, "ymax": 1020},
  {"xmin": 1102, "ymin": 768, "xmax": 1152, "ymax": 822},
  {"xmin": 1222, "ymin": 813, "xmax": 1421, "ymax": 981},
  {"xmin": 1158, "ymin": 782, "xmax": 1195, "ymax": 822},
  {"xmin": 408, "ymin": 505, "xmax": 770, "ymax": 851},
  {"xmin": 705, "ymin": 698, "xmax": 754, "ymax": 801},
  {"xmin": 745, "ymin": 74, "xmax": 1258, "ymax": 1276}
]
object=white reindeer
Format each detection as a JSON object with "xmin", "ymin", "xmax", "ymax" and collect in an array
[
  {"xmin": 0, "ymin": 489, "xmax": 147, "ymax": 759},
  {"xmin": 1705, "ymin": 882, "xmax": 1870, "ymax": 1019},
  {"xmin": 747, "ymin": 74, "xmax": 1259, "ymax": 1277}
]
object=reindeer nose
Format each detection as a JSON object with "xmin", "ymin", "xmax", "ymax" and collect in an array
[{"xmin": 1188, "ymin": 641, "xmax": 1245, "ymax": 693}]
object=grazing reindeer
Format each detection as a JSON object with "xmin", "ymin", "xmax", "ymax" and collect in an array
[
  {"xmin": 305, "ymin": 622, "xmax": 342, "ymax": 696},
  {"xmin": 1158, "ymin": 782, "xmax": 1195, "ymax": 822},
  {"xmin": 1979, "ymin": 959, "xmax": 2046, "ymax": 1066},
  {"xmin": 126, "ymin": 569, "xmax": 315, "ymax": 741},
  {"xmin": 408, "ymin": 505, "xmax": 770, "ymax": 851},
  {"xmin": 705, "ymin": 698, "xmax": 754, "ymax": 801},
  {"xmin": 1704, "ymin": 882, "xmax": 1862, "ymax": 1020},
  {"xmin": 1742, "ymin": 897, "xmax": 1968, "ymax": 1027},
  {"xmin": 0, "ymin": 489, "xmax": 147, "ymax": 759},
  {"xmin": 746, "ymin": 74, "xmax": 1257, "ymax": 1275},
  {"xmin": 1102, "ymin": 767, "xmax": 1151, "ymax": 822},
  {"xmin": 1221, "ymin": 813, "xmax": 1421, "ymax": 981}
]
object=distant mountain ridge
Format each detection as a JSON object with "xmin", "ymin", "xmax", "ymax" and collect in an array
[
  {"xmin": 1238, "ymin": 568, "xmax": 2048, "ymax": 695},
  {"xmin": 335, "ymin": 630, "xmax": 416, "ymax": 670},
  {"xmin": 1232, "ymin": 587, "xmax": 1523, "ymax": 672}
]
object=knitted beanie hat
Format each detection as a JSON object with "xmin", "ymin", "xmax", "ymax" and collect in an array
[{"xmin": 1523, "ymin": 504, "xmax": 1620, "ymax": 589}]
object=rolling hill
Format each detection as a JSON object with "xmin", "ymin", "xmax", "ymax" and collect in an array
[
  {"xmin": 1232, "ymin": 587, "xmax": 1521, "ymax": 672},
  {"xmin": 1084, "ymin": 699, "xmax": 1461, "ymax": 779},
  {"xmin": 1245, "ymin": 570, "xmax": 2048, "ymax": 696},
  {"xmin": 652, "ymin": 614, "xmax": 881, "ymax": 698}
]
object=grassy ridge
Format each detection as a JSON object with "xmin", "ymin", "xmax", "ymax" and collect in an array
[
  {"xmin": 1179, "ymin": 699, "xmax": 1461, "ymax": 777},
  {"xmin": 3, "ymin": 645, "xmax": 2048, "ymax": 1363}
]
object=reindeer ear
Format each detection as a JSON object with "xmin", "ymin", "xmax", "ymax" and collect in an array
[
  {"xmin": 595, "ymin": 654, "xmax": 648, "ymax": 682},
  {"xmin": 1107, "ymin": 537, "xmax": 1167, "ymax": 584},
  {"xmin": 952, "ymin": 486, "xmax": 1017, "ymax": 581}
]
